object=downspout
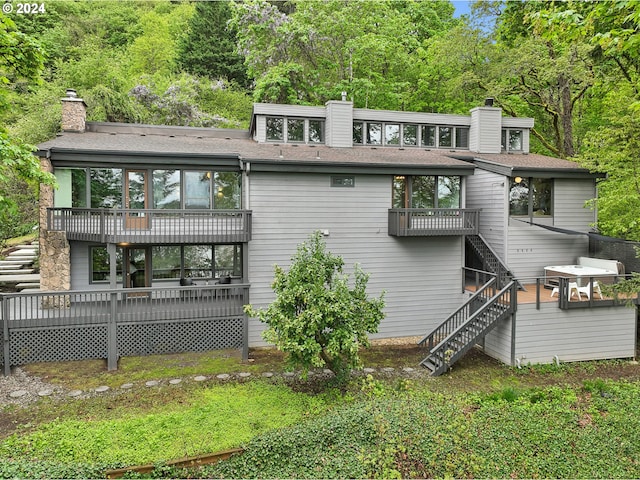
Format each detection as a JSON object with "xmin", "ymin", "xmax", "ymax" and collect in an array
[{"xmin": 240, "ymin": 159, "xmax": 250, "ymax": 210}]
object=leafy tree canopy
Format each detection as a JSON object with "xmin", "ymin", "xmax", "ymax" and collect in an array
[
  {"xmin": 0, "ymin": 13, "xmax": 55, "ymax": 214},
  {"xmin": 176, "ymin": 0, "xmax": 249, "ymax": 88},
  {"xmin": 231, "ymin": 0, "xmax": 458, "ymax": 109}
]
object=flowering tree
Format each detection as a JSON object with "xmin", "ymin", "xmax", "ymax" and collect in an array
[{"xmin": 245, "ymin": 232, "xmax": 385, "ymax": 384}]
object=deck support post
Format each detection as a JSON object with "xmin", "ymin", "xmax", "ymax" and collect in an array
[
  {"xmin": 510, "ymin": 311, "xmax": 517, "ymax": 367},
  {"xmin": 2, "ymin": 298, "xmax": 11, "ymax": 376},
  {"xmin": 107, "ymin": 290, "xmax": 118, "ymax": 371},
  {"xmin": 241, "ymin": 287, "xmax": 249, "ymax": 362}
]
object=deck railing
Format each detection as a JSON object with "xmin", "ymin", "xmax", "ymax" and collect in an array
[
  {"xmin": 388, "ymin": 208, "xmax": 479, "ymax": 236},
  {"xmin": 1, "ymin": 284, "xmax": 250, "ymax": 375},
  {"xmin": 419, "ymin": 275, "xmax": 498, "ymax": 351},
  {"xmin": 506, "ymin": 275, "xmax": 639, "ymax": 310},
  {"xmin": 46, "ymin": 208, "xmax": 252, "ymax": 244}
]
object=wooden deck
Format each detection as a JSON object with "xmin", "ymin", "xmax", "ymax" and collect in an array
[{"xmin": 466, "ymin": 283, "xmax": 614, "ymax": 306}]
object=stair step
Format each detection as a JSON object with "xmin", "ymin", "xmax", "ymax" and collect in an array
[
  {"xmin": 420, "ymin": 358, "xmax": 437, "ymax": 372},
  {"xmin": 19, "ymin": 288, "xmax": 41, "ymax": 292},
  {"xmin": 9, "ymin": 247, "xmax": 37, "ymax": 254},
  {"xmin": 0, "ymin": 268, "xmax": 35, "ymax": 274},
  {"xmin": 15, "ymin": 282, "xmax": 40, "ymax": 289},
  {"xmin": 0, "ymin": 260, "xmax": 34, "ymax": 267},
  {"xmin": 0, "ymin": 273, "xmax": 40, "ymax": 284}
]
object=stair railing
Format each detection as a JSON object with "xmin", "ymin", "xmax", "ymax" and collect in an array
[
  {"xmin": 421, "ymin": 280, "xmax": 517, "ymax": 376},
  {"xmin": 418, "ymin": 276, "xmax": 498, "ymax": 352},
  {"xmin": 466, "ymin": 234, "xmax": 523, "ymax": 290}
]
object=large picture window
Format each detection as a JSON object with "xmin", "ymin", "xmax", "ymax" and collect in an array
[
  {"xmin": 91, "ymin": 246, "xmax": 123, "ymax": 283},
  {"xmin": 184, "ymin": 171, "xmax": 211, "ymax": 209},
  {"xmin": 57, "ymin": 168, "xmax": 241, "ymax": 210},
  {"xmin": 90, "ymin": 168, "xmax": 122, "ymax": 208},
  {"xmin": 152, "ymin": 246, "xmax": 181, "ymax": 279},
  {"xmin": 509, "ymin": 177, "xmax": 552, "ymax": 216},
  {"xmin": 153, "ymin": 170, "xmax": 180, "ymax": 209},
  {"xmin": 392, "ymin": 175, "xmax": 461, "ymax": 209}
]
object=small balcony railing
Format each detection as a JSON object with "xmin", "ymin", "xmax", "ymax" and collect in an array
[
  {"xmin": 388, "ymin": 208, "xmax": 480, "ymax": 236},
  {"xmin": 47, "ymin": 208, "xmax": 252, "ymax": 244}
]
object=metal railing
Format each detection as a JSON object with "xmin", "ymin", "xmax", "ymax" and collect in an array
[
  {"xmin": 46, "ymin": 208, "xmax": 252, "ymax": 244},
  {"xmin": 419, "ymin": 275, "xmax": 498, "ymax": 352},
  {"xmin": 422, "ymin": 281, "xmax": 517, "ymax": 376},
  {"xmin": 1, "ymin": 284, "xmax": 250, "ymax": 375},
  {"xmin": 466, "ymin": 234, "xmax": 522, "ymax": 290},
  {"xmin": 388, "ymin": 208, "xmax": 480, "ymax": 236}
]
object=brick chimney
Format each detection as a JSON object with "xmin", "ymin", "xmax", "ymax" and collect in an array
[{"xmin": 61, "ymin": 89, "xmax": 87, "ymax": 132}]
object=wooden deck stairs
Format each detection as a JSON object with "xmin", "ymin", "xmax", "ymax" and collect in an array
[
  {"xmin": 466, "ymin": 234, "xmax": 523, "ymax": 290},
  {"xmin": 418, "ymin": 278, "xmax": 517, "ymax": 376}
]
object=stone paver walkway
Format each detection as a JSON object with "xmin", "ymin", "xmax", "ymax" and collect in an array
[{"xmin": 2, "ymin": 365, "xmax": 430, "ymax": 408}]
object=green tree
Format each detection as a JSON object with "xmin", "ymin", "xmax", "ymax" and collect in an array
[
  {"xmin": 245, "ymin": 232, "xmax": 385, "ymax": 384},
  {"xmin": 176, "ymin": 0, "xmax": 248, "ymax": 87},
  {"xmin": 231, "ymin": 0, "xmax": 457, "ymax": 109},
  {"xmin": 0, "ymin": 14, "xmax": 55, "ymax": 218}
]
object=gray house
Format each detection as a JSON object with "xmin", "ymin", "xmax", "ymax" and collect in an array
[{"xmin": 10, "ymin": 92, "xmax": 634, "ymax": 375}]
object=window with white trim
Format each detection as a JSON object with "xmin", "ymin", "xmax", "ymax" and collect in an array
[
  {"xmin": 266, "ymin": 116, "xmax": 325, "ymax": 144},
  {"xmin": 501, "ymin": 129, "xmax": 523, "ymax": 152},
  {"xmin": 353, "ymin": 122, "xmax": 469, "ymax": 149}
]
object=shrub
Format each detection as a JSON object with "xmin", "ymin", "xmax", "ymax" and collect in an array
[{"xmin": 245, "ymin": 232, "xmax": 385, "ymax": 384}]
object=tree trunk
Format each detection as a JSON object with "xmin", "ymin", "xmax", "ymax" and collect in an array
[{"xmin": 560, "ymin": 74, "xmax": 574, "ymax": 157}]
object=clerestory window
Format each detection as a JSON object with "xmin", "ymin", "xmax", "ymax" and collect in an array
[
  {"xmin": 501, "ymin": 129, "xmax": 523, "ymax": 152},
  {"xmin": 354, "ymin": 122, "xmax": 469, "ymax": 149},
  {"xmin": 266, "ymin": 116, "xmax": 325, "ymax": 144}
]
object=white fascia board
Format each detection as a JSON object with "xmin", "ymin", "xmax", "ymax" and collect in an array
[
  {"xmin": 252, "ymin": 103, "xmax": 327, "ymax": 118},
  {"xmin": 502, "ymin": 117, "xmax": 534, "ymax": 128},
  {"xmin": 353, "ymin": 108, "xmax": 471, "ymax": 126}
]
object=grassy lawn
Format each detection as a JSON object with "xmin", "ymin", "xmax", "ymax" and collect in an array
[{"xmin": 1, "ymin": 345, "xmax": 639, "ymax": 478}]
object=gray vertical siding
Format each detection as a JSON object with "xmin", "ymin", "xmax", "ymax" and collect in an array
[
  {"xmin": 465, "ymin": 169, "xmax": 507, "ymax": 258},
  {"xmin": 70, "ymin": 241, "xmax": 91, "ymax": 290},
  {"xmin": 553, "ymin": 178, "xmax": 596, "ymax": 230},
  {"xmin": 325, "ymin": 101, "xmax": 353, "ymax": 147},
  {"xmin": 469, "ymin": 107, "xmax": 502, "ymax": 154},
  {"xmin": 506, "ymin": 224, "xmax": 589, "ymax": 279},
  {"xmin": 484, "ymin": 302, "xmax": 636, "ymax": 365},
  {"xmin": 247, "ymin": 172, "xmax": 466, "ymax": 346}
]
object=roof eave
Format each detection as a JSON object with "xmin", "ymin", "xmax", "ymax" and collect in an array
[{"xmin": 243, "ymin": 158, "xmax": 475, "ymax": 175}]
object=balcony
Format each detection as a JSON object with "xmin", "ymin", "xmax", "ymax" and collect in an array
[
  {"xmin": 388, "ymin": 208, "xmax": 479, "ymax": 236},
  {"xmin": 47, "ymin": 208, "xmax": 252, "ymax": 244}
]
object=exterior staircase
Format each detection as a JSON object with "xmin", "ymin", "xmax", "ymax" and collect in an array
[
  {"xmin": 418, "ymin": 277, "xmax": 517, "ymax": 376},
  {"xmin": 466, "ymin": 234, "xmax": 523, "ymax": 290},
  {"xmin": 0, "ymin": 243, "xmax": 40, "ymax": 291}
]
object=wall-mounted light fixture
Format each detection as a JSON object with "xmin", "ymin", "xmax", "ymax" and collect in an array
[{"xmin": 514, "ymin": 176, "xmax": 523, "ymax": 184}]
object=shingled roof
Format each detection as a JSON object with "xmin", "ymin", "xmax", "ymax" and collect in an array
[
  {"xmin": 37, "ymin": 122, "xmax": 599, "ymax": 178},
  {"xmin": 37, "ymin": 123, "xmax": 475, "ymax": 175}
]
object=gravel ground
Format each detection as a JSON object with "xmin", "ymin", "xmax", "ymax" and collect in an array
[{"xmin": 0, "ymin": 367, "xmax": 67, "ymax": 408}]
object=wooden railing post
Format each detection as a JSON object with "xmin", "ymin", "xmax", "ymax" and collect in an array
[
  {"xmin": 242, "ymin": 286, "xmax": 249, "ymax": 361},
  {"xmin": 107, "ymin": 291, "xmax": 118, "ymax": 371},
  {"xmin": 100, "ymin": 210, "xmax": 106, "ymax": 243},
  {"xmin": 2, "ymin": 297, "xmax": 11, "ymax": 376}
]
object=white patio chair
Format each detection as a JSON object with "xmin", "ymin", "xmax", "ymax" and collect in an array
[
  {"xmin": 550, "ymin": 282, "xmax": 580, "ymax": 300},
  {"xmin": 576, "ymin": 281, "xmax": 603, "ymax": 300}
]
